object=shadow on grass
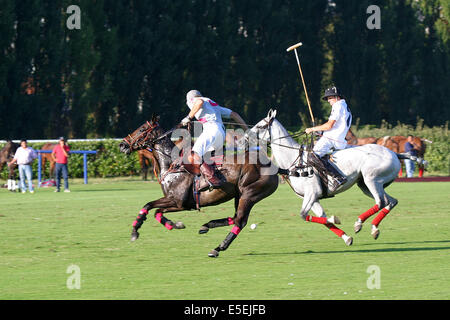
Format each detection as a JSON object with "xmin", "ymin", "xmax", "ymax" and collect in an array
[
  {"xmin": 358, "ymin": 240, "xmax": 450, "ymax": 246},
  {"xmin": 243, "ymin": 240, "xmax": 450, "ymax": 256}
]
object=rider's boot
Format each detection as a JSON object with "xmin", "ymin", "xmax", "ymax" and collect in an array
[
  {"xmin": 200, "ymin": 162, "xmax": 224, "ymax": 189},
  {"xmin": 323, "ymin": 159, "xmax": 347, "ymax": 193},
  {"xmin": 308, "ymin": 152, "xmax": 347, "ymax": 193}
]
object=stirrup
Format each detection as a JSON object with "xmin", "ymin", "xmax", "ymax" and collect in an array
[
  {"xmin": 206, "ymin": 177, "xmax": 223, "ymax": 190},
  {"xmin": 328, "ymin": 177, "xmax": 347, "ymax": 193}
]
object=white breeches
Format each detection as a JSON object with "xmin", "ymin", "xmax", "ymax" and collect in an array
[
  {"xmin": 192, "ymin": 125, "xmax": 225, "ymax": 159},
  {"xmin": 313, "ymin": 136, "xmax": 348, "ymax": 157}
]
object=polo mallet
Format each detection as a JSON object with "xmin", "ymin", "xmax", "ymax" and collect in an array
[
  {"xmin": 286, "ymin": 42, "xmax": 315, "ymax": 126},
  {"xmin": 287, "ymin": 42, "xmax": 315, "ymax": 148}
]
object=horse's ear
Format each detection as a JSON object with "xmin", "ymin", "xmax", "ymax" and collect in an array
[
  {"xmin": 267, "ymin": 109, "xmax": 277, "ymax": 120},
  {"xmin": 272, "ymin": 109, "xmax": 277, "ymax": 118},
  {"xmin": 151, "ymin": 114, "xmax": 159, "ymax": 123}
]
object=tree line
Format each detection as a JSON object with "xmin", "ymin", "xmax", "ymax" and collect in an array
[{"xmin": 0, "ymin": 0, "xmax": 448, "ymax": 139}]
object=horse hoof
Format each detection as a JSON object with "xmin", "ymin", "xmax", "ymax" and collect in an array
[
  {"xmin": 174, "ymin": 221, "xmax": 185, "ymax": 229},
  {"xmin": 198, "ymin": 226, "xmax": 209, "ymax": 234},
  {"xmin": 208, "ymin": 249, "xmax": 219, "ymax": 258},
  {"xmin": 131, "ymin": 231, "xmax": 139, "ymax": 242},
  {"xmin": 354, "ymin": 220, "xmax": 363, "ymax": 233},
  {"xmin": 371, "ymin": 228, "xmax": 380, "ymax": 240},
  {"xmin": 345, "ymin": 236, "xmax": 353, "ymax": 246},
  {"xmin": 328, "ymin": 215, "xmax": 341, "ymax": 225}
]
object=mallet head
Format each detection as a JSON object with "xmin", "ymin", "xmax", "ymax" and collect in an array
[{"xmin": 286, "ymin": 42, "xmax": 303, "ymax": 52}]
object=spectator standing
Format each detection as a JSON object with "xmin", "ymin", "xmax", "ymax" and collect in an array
[
  {"xmin": 8, "ymin": 139, "xmax": 38, "ymax": 193},
  {"xmin": 52, "ymin": 137, "xmax": 71, "ymax": 192},
  {"xmin": 404, "ymin": 135, "xmax": 419, "ymax": 178}
]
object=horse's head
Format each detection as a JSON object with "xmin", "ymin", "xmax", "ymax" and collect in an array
[
  {"xmin": 119, "ymin": 115, "xmax": 162, "ymax": 155},
  {"xmin": 249, "ymin": 109, "xmax": 278, "ymax": 143},
  {"xmin": 0, "ymin": 140, "xmax": 18, "ymax": 162}
]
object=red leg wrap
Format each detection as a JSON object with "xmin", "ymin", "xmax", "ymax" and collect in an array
[
  {"xmin": 132, "ymin": 208, "xmax": 148, "ymax": 228},
  {"xmin": 359, "ymin": 204, "xmax": 380, "ymax": 222},
  {"xmin": 306, "ymin": 215, "xmax": 328, "ymax": 224},
  {"xmin": 155, "ymin": 211, "xmax": 173, "ymax": 230},
  {"xmin": 372, "ymin": 208, "xmax": 390, "ymax": 227},
  {"xmin": 325, "ymin": 224, "xmax": 345, "ymax": 238},
  {"xmin": 231, "ymin": 226, "xmax": 241, "ymax": 235}
]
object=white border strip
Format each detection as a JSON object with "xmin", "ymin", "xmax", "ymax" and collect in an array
[{"xmin": 0, "ymin": 138, "xmax": 123, "ymax": 143}]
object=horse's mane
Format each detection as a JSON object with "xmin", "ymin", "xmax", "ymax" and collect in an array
[{"xmin": 272, "ymin": 119, "xmax": 301, "ymax": 149}]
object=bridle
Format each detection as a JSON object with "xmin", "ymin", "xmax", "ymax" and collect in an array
[
  {"xmin": 253, "ymin": 117, "xmax": 307, "ymax": 149},
  {"xmin": 254, "ymin": 118, "xmax": 273, "ymax": 143},
  {"xmin": 253, "ymin": 117, "xmax": 313, "ymax": 178},
  {"xmin": 122, "ymin": 121, "xmax": 158, "ymax": 151}
]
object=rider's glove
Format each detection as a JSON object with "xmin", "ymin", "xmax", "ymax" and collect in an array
[{"xmin": 180, "ymin": 116, "xmax": 192, "ymax": 126}]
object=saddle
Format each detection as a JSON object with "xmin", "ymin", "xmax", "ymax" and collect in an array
[
  {"xmin": 165, "ymin": 152, "xmax": 226, "ymax": 210},
  {"xmin": 307, "ymin": 152, "xmax": 346, "ymax": 196}
]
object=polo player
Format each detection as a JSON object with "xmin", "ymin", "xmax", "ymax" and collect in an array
[{"xmin": 180, "ymin": 90, "xmax": 248, "ymax": 189}]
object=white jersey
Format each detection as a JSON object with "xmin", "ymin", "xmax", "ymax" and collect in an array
[
  {"xmin": 314, "ymin": 99, "xmax": 352, "ymax": 157},
  {"xmin": 322, "ymin": 99, "xmax": 352, "ymax": 149},
  {"xmin": 189, "ymin": 97, "xmax": 232, "ymax": 157},
  {"xmin": 189, "ymin": 97, "xmax": 232, "ymax": 129}
]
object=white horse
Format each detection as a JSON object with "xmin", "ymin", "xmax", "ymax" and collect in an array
[{"xmin": 249, "ymin": 110, "xmax": 402, "ymax": 245}]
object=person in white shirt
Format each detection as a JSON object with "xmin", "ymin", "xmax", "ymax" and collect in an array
[
  {"xmin": 180, "ymin": 90, "xmax": 248, "ymax": 189},
  {"xmin": 8, "ymin": 139, "xmax": 38, "ymax": 193},
  {"xmin": 305, "ymin": 86, "xmax": 352, "ymax": 192}
]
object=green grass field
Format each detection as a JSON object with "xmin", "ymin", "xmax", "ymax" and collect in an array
[{"xmin": 1, "ymin": 178, "xmax": 449, "ymax": 300}]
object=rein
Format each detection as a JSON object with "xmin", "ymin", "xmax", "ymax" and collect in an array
[
  {"xmin": 255, "ymin": 118, "xmax": 307, "ymax": 151},
  {"xmin": 256, "ymin": 119, "xmax": 312, "ymax": 174}
]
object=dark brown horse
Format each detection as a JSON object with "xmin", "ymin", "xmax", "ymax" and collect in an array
[
  {"xmin": 119, "ymin": 116, "xmax": 279, "ymax": 257},
  {"xmin": 0, "ymin": 140, "xmax": 19, "ymax": 189},
  {"xmin": 376, "ymin": 135, "xmax": 429, "ymax": 177}
]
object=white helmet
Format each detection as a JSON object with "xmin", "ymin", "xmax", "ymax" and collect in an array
[{"xmin": 186, "ymin": 90, "xmax": 202, "ymax": 108}]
